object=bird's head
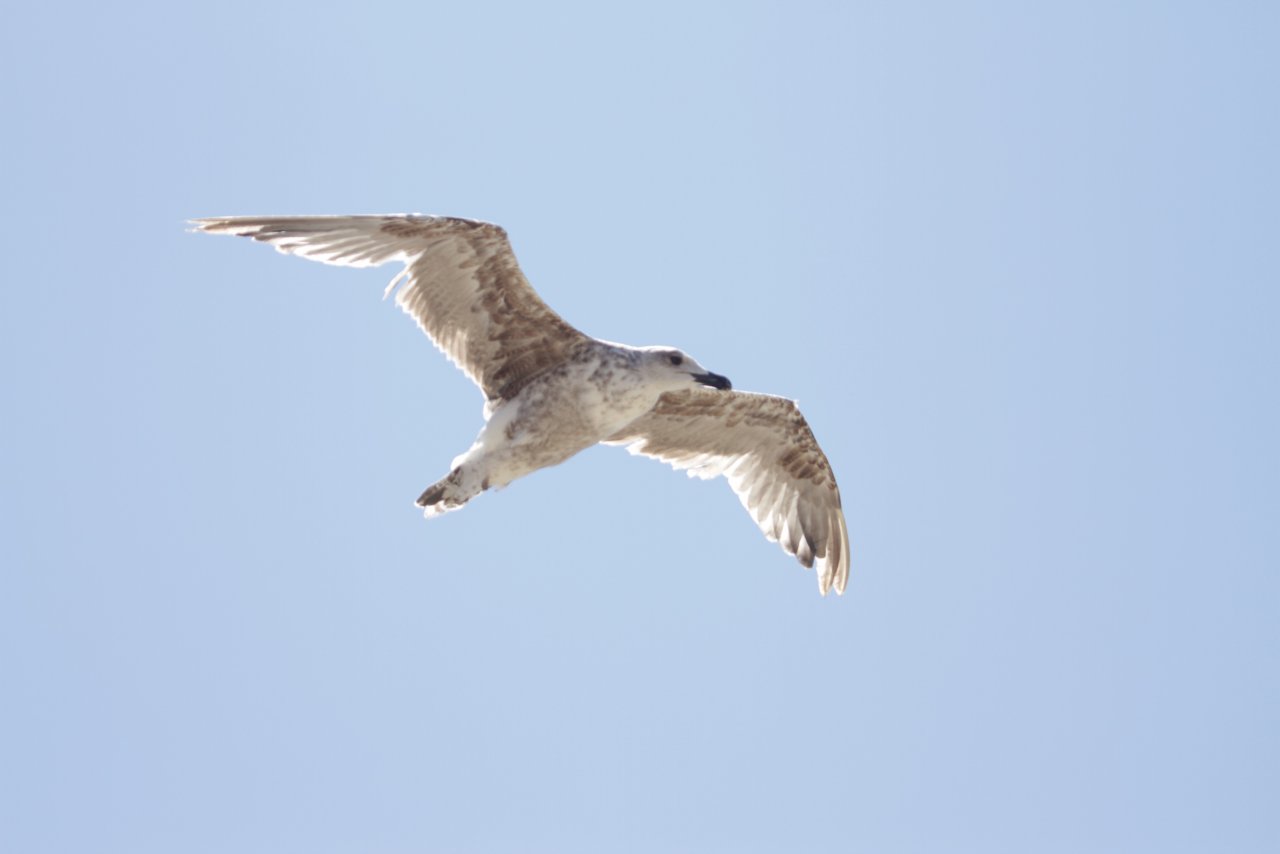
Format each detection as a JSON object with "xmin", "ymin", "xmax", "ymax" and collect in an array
[{"xmin": 640, "ymin": 346, "xmax": 732, "ymax": 392}]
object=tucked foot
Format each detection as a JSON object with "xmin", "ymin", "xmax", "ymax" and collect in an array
[
  {"xmin": 415, "ymin": 481, "xmax": 450, "ymax": 508},
  {"xmin": 415, "ymin": 467, "xmax": 482, "ymax": 517}
]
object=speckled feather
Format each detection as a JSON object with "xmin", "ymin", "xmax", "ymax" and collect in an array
[
  {"xmin": 606, "ymin": 389, "xmax": 849, "ymax": 595},
  {"xmin": 192, "ymin": 215, "xmax": 587, "ymax": 403}
]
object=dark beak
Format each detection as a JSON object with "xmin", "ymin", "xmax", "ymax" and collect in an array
[{"xmin": 693, "ymin": 371, "xmax": 732, "ymax": 391}]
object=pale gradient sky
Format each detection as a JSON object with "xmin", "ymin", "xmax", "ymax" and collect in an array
[{"xmin": 2, "ymin": 2, "xmax": 1277, "ymax": 852}]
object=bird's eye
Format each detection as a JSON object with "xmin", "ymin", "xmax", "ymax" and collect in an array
[{"xmin": 668, "ymin": 354, "xmax": 683, "ymax": 366}]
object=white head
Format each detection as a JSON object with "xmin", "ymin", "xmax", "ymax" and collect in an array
[{"xmin": 637, "ymin": 346, "xmax": 733, "ymax": 393}]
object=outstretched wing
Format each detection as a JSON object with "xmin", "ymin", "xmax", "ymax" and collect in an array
[
  {"xmin": 605, "ymin": 389, "xmax": 850, "ymax": 595},
  {"xmin": 192, "ymin": 215, "xmax": 590, "ymax": 402}
]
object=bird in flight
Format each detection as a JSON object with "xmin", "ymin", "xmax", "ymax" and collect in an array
[{"xmin": 193, "ymin": 215, "xmax": 849, "ymax": 594}]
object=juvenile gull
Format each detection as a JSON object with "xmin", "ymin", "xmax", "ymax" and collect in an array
[{"xmin": 193, "ymin": 214, "xmax": 850, "ymax": 595}]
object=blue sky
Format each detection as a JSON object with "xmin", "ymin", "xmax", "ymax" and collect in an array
[{"xmin": 2, "ymin": 2, "xmax": 1277, "ymax": 852}]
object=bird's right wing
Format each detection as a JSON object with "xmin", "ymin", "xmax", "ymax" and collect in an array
[
  {"xmin": 192, "ymin": 215, "xmax": 591, "ymax": 402},
  {"xmin": 605, "ymin": 389, "xmax": 850, "ymax": 595}
]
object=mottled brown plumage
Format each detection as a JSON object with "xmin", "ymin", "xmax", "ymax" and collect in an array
[
  {"xmin": 607, "ymin": 389, "xmax": 848, "ymax": 594},
  {"xmin": 192, "ymin": 213, "xmax": 850, "ymax": 595},
  {"xmin": 194, "ymin": 215, "xmax": 588, "ymax": 403}
]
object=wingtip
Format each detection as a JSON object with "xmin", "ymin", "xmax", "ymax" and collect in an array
[
  {"xmin": 815, "ymin": 552, "xmax": 849, "ymax": 597},
  {"xmin": 188, "ymin": 217, "xmax": 232, "ymax": 234}
]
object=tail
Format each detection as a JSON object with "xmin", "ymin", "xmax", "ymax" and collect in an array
[{"xmin": 416, "ymin": 467, "xmax": 486, "ymax": 518}]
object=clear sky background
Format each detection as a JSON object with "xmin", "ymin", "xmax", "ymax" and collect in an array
[{"xmin": 2, "ymin": 2, "xmax": 1277, "ymax": 852}]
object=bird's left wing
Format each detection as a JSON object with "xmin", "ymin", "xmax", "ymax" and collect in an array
[
  {"xmin": 191, "ymin": 215, "xmax": 590, "ymax": 403},
  {"xmin": 605, "ymin": 389, "xmax": 850, "ymax": 595}
]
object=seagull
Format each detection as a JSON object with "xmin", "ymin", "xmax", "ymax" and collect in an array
[{"xmin": 193, "ymin": 214, "xmax": 850, "ymax": 595}]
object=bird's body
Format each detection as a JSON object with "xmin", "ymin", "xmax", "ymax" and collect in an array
[
  {"xmin": 193, "ymin": 214, "xmax": 850, "ymax": 594},
  {"xmin": 424, "ymin": 340, "xmax": 692, "ymax": 512}
]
